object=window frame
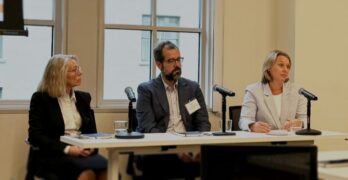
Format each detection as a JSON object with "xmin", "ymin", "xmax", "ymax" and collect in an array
[
  {"xmin": 98, "ymin": 0, "xmax": 215, "ymax": 110},
  {"xmin": 141, "ymin": 15, "xmax": 180, "ymax": 64},
  {"xmin": 0, "ymin": 0, "xmax": 64, "ymax": 111},
  {"xmin": 0, "ymin": 37, "xmax": 4, "ymax": 62},
  {"xmin": 0, "ymin": 0, "xmax": 221, "ymax": 111}
]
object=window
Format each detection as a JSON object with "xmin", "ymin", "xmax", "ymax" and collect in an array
[
  {"xmin": 102, "ymin": 0, "xmax": 207, "ymax": 108},
  {"xmin": 0, "ymin": 0, "xmax": 62, "ymax": 107},
  {"xmin": 0, "ymin": 37, "xmax": 3, "ymax": 61},
  {"xmin": 141, "ymin": 15, "xmax": 180, "ymax": 63}
]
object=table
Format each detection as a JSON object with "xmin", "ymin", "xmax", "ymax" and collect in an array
[
  {"xmin": 61, "ymin": 130, "xmax": 347, "ymax": 180},
  {"xmin": 318, "ymin": 151, "xmax": 348, "ymax": 180}
]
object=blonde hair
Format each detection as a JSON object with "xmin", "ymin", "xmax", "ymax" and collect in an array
[
  {"xmin": 261, "ymin": 50, "xmax": 291, "ymax": 84},
  {"xmin": 37, "ymin": 54, "xmax": 78, "ymax": 97}
]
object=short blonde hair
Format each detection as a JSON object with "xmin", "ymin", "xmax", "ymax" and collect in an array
[
  {"xmin": 37, "ymin": 54, "xmax": 78, "ymax": 97},
  {"xmin": 261, "ymin": 50, "xmax": 291, "ymax": 84}
]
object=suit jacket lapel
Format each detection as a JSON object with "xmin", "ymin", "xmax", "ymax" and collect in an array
[
  {"xmin": 280, "ymin": 83, "xmax": 290, "ymax": 124},
  {"xmin": 50, "ymin": 96, "xmax": 65, "ymax": 132},
  {"xmin": 75, "ymin": 93, "xmax": 87, "ymax": 128},
  {"xmin": 154, "ymin": 76, "xmax": 170, "ymax": 115},
  {"xmin": 263, "ymin": 84, "xmax": 281, "ymax": 129},
  {"xmin": 178, "ymin": 78, "xmax": 188, "ymax": 125}
]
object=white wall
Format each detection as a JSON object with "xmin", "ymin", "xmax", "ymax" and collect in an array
[
  {"xmin": 294, "ymin": 0, "xmax": 348, "ymax": 132},
  {"xmin": 223, "ymin": 0, "xmax": 276, "ymax": 105},
  {"xmin": 293, "ymin": 0, "xmax": 348, "ymax": 150}
]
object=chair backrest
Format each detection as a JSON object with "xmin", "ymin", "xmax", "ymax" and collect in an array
[
  {"xmin": 229, "ymin": 105, "xmax": 242, "ymax": 130},
  {"xmin": 25, "ymin": 140, "xmax": 59, "ymax": 180}
]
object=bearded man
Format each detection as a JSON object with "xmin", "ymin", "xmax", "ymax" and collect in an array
[{"xmin": 135, "ymin": 41, "xmax": 210, "ymax": 179}]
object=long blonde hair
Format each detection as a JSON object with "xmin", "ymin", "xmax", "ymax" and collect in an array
[{"xmin": 37, "ymin": 54, "xmax": 78, "ymax": 97}]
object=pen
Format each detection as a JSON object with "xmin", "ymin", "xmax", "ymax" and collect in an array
[{"xmin": 325, "ymin": 159, "xmax": 348, "ymax": 164}]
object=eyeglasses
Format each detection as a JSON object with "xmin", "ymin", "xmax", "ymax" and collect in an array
[
  {"xmin": 68, "ymin": 66, "xmax": 82, "ymax": 74},
  {"xmin": 164, "ymin": 57, "xmax": 184, "ymax": 65}
]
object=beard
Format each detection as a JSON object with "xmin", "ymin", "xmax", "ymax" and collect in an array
[{"xmin": 164, "ymin": 67, "xmax": 182, "ymax": 81}]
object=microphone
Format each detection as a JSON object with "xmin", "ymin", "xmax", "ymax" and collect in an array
[
  {"xmin": 299, "ymin": 88, "xmax": 318, "ymax": 101},
  {"xmin": 125, "ymin": 87, "xmax": 136, "ymax": 102},
  {"xmin": 116, "ymin": 87, "xmax": 144, "ymax": 139},
  {"xmin": 213, "ymin": 84, "xmax": 235, "ymax": 97}
]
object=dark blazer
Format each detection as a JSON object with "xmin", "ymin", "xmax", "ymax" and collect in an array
[
  {"xmin": 28, "ymin": 90, "xmax": 97, "ymax": 155},
  {"xmin": 136, "ymin": 75, "xmax": 211, "ymax": 133}
]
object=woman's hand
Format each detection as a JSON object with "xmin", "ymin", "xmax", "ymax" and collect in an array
[
  {"xmin": 282, "ymin": 120, "xmax": 292, "ymax": 131},
  {"xmin": 282, "ymin": 119, "xmax": 303, "ymax": 131},
  {"xmin": 250, "ymin": 122, "xmax": 272, "ymax": 133},
  {"xmin": 68, "ymin": 146, "xmax": 94, "ymax": 157}
]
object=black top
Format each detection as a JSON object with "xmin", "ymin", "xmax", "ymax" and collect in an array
[{"xmin": 28, "ymin": 90, "xmax": 97, "ymax": 155}]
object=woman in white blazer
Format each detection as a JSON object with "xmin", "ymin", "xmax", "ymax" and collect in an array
[{"xmin": 239, "ymin": 50, "xmax": 307, "ymax": 133}]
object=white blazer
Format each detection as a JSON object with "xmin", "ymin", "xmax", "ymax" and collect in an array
[{"xmin": 239, "ymin": 82, "xmax": 307, "ymax": 131}]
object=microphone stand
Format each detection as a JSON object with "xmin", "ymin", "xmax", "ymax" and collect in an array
[
  {"xmin": 115, "ymin": 101, "xmax": 144, "ymax": 139},
  {"xmin": 295, "ymin": 98, "xmax": 321, "ymax": 135},
  {"xmin": 212, "ymin": 94, "xmax": 236, "ymax": 136}
]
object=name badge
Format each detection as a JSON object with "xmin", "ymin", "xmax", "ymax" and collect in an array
[{"xmin": 185, "ymin": 99, "xmax": 201, "ymax": 115}]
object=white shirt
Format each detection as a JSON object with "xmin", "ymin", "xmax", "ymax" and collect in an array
[
  {"xmin": 58, "ymin": 91, "xmax": 82, "ymax": 131},
  {"xmin": 162, "ymin": 76, "xmax": 186, "ymax": 133},
  {"xmin": 272, "ymin": 93, "xmax": 282, "ymax": 120}
]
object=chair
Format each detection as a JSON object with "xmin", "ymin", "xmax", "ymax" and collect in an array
[
  {"xmin": 25, "ymin": 145, "xmax": 40, "ymax": 180},
  {"xmin": 25, "ymin": 140, "xmax": 59, "ymax": 180},
  {"xmin": 229, "ymin": 105, "xmax": 242, "ymax": 130}
]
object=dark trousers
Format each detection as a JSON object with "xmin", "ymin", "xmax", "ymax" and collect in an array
[{"xmin": 28, "ymin": 151, "xmax": 107, "ymax": 180}]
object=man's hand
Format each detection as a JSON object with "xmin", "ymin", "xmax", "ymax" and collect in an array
[
  {"xmin": 178, "ymin": 152, "xmax": 201, "ymax": 163},
  {"xmin": 178, "ymin": 152, "xmax": 194, "ymax": 163}
]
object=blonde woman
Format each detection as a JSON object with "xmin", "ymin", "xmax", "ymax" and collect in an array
[
  {"xmin": 28, "ymin": 54, "xmax": 106, "ymax": 180},
  {"xmin": 239, "ymin": 50, "xmax": 307, "ymax": 133}
]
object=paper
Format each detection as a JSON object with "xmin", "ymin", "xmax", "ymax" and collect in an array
[
  {"xmin": 266, "ymin": 130, "xmax": 289, "ymax": 136},
  {"xmin": 185, "ymin": 99, "xmax": 201, "ymax": 115},
  {"xmin": 79, "ymin": 133, "xmax": 114, "ymax": 139},
  {"xmin": 319, "ymin": 159, "xmax": 348, "ymax": 168},
  {"xmin": 172, "ymin": 131, "xmax": 203, "ymax": 137}
]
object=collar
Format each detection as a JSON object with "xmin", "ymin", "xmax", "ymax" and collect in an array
[
  {"xmin": 61, "ymin": 90, "xmax": 77, "ymax": 103},
  {"xmin": 161, "ymin": 74, "xmax": 178, "ymax": 90},
  {"xmin": 263, "ymin": 82, "xmax": 290, "ymax": 96}
]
